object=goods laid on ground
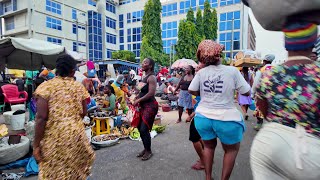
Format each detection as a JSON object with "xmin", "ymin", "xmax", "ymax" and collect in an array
[
  {"xmin": 0, "ymin": 124, "xmax": 8, "ymax": 138},
  {"xmin": 91, "ymin": 134, "xmax": 119, "ymax": 147},
  {"xmin": 0, "ymin": 136, "xmax": 30, "ymax": 165},
  {"xmin": 111, "ymin": 126, "xmax": 134, "ymax": 139},
  {"xmin": 152, "ymin": 125, "xmax": 166, "ymax": 133},
  {"xmin": 129, "ymin": 125, "xmax": 166, "ymax": 141}
]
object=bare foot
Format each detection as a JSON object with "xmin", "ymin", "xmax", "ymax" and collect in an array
[
  {"xmin": 175, "ymin": 119, "xmax": 182, "ymax": 123},
  {"xmin": 191, "ymin": 161, "xmax": 205, "ymax": 170}
]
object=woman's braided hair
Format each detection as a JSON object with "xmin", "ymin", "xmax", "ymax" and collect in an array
[
  {"xmin": 55, "ymin": 54, "xmax": 77, "ymax": 77},
  {"xmin": 197, "ymin": 40, "xmax": 224, "ymax": 66}
]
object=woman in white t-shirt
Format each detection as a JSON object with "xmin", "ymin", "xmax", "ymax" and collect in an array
[{"xmin": 188, "ymin": 40, "xmax": 250, "ymax": 180}]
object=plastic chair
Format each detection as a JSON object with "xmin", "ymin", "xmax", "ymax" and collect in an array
[
  {"xmin": 1, "ymin": 84, "xmax": 28, "ymax": 108},
  {"xmin": 92, "ymin": 117, "xmax": 111, "ymax": 136}
]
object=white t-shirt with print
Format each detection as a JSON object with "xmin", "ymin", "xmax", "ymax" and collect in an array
[{"xmin": 189, "ymin": 65, "xmax": 250, "ymax": 121}]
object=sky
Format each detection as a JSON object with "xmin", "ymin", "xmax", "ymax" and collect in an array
[{"xmin": 248, "ymin": 10, "xmax": 288, "ymax": 63}]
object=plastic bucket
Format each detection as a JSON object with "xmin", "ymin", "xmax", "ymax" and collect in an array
[
  {"xmin": 11, "ymin": 113, "xmax": 26, "ymax": 130},
  {"xmin": 11, "ymin": 104, "xmax": 25, "ymax": 112}
]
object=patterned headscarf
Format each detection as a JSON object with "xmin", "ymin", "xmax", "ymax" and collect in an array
[
  {"xmin": 283, "ymin": 22, "xmax": 318, "ymax": 51},
  {"xmin": 197, "ymin": 40, "xmax": 224, "ymax": 65}
]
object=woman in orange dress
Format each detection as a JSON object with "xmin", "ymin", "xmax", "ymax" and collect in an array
[{"xmin": 33, "ymin": 54, "xmax": 95, "ymax": 179}]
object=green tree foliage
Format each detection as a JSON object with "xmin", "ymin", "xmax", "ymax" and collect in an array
[
  {"xmin": 186, "ymin": 8, "xmax": 195, "ymax": 23},
  {"xmin": 203, "ymin": 0, "xmax": 218, "ymax": 40},
  {"xmin": 176, "ymin": 20, "xmax": 201, "ymax": 60},
  {"xmin": 141, "ymin": 0, "xmax": 165, "ymax": 64},
  {"xmin": 195, "ymin": 8, "xmax": 204, "ymax": 40},
  {"xmin": 212, "ymin": 8, "xmax": 218, "ymax": 40},
  {"xmin": 112, "ymin": 50, "xmax": 136, "ymax": 62}
]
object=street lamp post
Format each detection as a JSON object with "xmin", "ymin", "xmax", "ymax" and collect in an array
[
  {"xmin": 230, "ymin": 18, "xmax": 234, "ymax": 60},
  {"xmin": 74, "ymin": 12, "xmax": 89, "ymax": 60},
  {"xmin": 76, "ymin": 18, "xmax": 79, "ymax": 52}
]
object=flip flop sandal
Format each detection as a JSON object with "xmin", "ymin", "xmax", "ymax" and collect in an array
[
  {"xmin": 137, "ymin": 150, "xmax": 145, "ymax": 158},
  {"xmin": 141, "ymin": 152, "xmax": 153, "ymax": 161}
]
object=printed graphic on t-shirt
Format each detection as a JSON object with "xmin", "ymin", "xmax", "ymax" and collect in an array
[{"xmin": 203, "ymin": 75, "xmax": 223, "ymax": 93}]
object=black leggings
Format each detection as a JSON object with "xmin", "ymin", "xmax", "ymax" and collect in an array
[{"xmin": 138, "ymin": 120, "xmax": 152, "ymax": 152}]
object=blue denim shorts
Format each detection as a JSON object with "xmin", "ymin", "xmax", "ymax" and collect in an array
[{"xmin": 194, "ymin": 114, "xmax": 245, "ymax": 145}]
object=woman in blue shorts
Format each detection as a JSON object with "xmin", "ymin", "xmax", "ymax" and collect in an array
[{"xmin": 189, "ymin": 40, "xmax": 250, "ymax": 180}]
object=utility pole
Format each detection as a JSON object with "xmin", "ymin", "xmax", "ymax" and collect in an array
[
  {"xmin": 230, "ymin": 18, "xmax": 234, "ymax": 60},
  {"xmin": 169, "ymin": 43, "xmax": 172, "ymax": 68},
  {"xmin": 76, "ymin": 18, "xmax": 79, "ymax": 52}
]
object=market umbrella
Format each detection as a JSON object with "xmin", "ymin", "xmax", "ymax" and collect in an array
[
  {"xmin": 171, "ymin": 58, "xmax": 197, "ymax": 69},
  {"xmin": 0, "ymin": 37, "xmax": 82, "ymax": 71}
]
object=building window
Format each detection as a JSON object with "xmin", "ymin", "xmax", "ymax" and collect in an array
[
  {"xmin": 127, "ymin": 44, "xmax": 131, "ymax": 51},
  {"xmin": 106, "ymin": 16, "xmax": 116, "ymax": 29},
  {"xmin": 106, "ymin": 2, "xmax": 116, "ymax": 14},
  {"xmin": 179, "ymin": 0, "xmax": 196, "ymax": 14},
  {"xmin": 219, "ymin": 11, "xmax": 241, "ymax": 31},
  {"xmin": 72, "ymin": 24, "xmax": 85, "ymax": 34},
  {"xmin": 132, "ymin": 27, "xmax": 142, "ymax": 42},
  {"xmin": 119, "ymin": 0, "xmax": 130, "ymax": 5},
  {"xmin": 106, "ymin": 33, "xmax": 116, "ymax": 44},
  {"xmin": 72, "ymin": 9, "xmax": 77, "ymax": 20},
  {"xmin": 127, "ymin": 13, "xmax": 131, "ymax": 23},
  {"xmin": 88, "ymin": 11, "xmax": 102, "ymax": 60},
  {"xmin": 46, "ymin": 16, "xmax": 62, "ymax": 30},
  {"xmin": 88, "ymin": 0, "xmax": 96, "ymax": 6},
  {"xmin": 73, "ymin": 42, "xmax": 86, "ymax": 51},
  {"xmin": 132, "ymin": 43, "xmax": 141, "ymax": 57},
  {"xmin": 162, "ymin": 3, "xmax": 177, "ymax": 17},
  {"xmin": 46, "ymin": 0, "xmax": 62, "ymax": 15},
  {"xmin": 162, "ymin": 21, "xmax": 178, "ymax": 39},
  {"xmin": 120, "ymin": 45, "xmax": 124, "ymax": 50},
  {"xmin": 106, "ymin": 49, "xmax": 114, "ymax": 59},
  {"xmin": 47, "ymin": 37, "xmax": 62, "ymax": 45},
  {"xmin": 199, "ymin": 0, "xmax": 218, "ymax": 9},
  {"xmin": 3, "ymin": 0, "xmax": 12, "ymax": 13},
  {"xmin": 127, "ymin": 29, "xmax": 131, "ymax": 42},
  {"xmin": 119, "ymin": 30, "xmax": 124, "ymax": 43},
  {"xmin": 220, "ymin": 0, "xmax": 241, "ymax": 6},
  {"xmin": 5, "ymin": 17, "xmax": 14, "ymax": 30},
  {"xmin": 119, "ymin": 14, "xmax": 124, "ymax": 29},
  {"xmin": 132, "ymin": 10, "xmax": 144, "ymax": 23},
  {"xmin": 219, "ymin": 31, "xmax": 240, "ymax": 51},
  {"xmin": 163, "ymin": 39, "xmax": 177, "ymax": 54}
]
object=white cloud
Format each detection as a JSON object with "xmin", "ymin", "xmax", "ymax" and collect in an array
[{"xmin": 249, "ymin": 10, "xmax": 288, "ymax": 63}]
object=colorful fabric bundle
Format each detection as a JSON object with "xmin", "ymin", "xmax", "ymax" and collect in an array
[{"xmin": 283, "ymin": 22, "xmax": 318, "ymax": 51}]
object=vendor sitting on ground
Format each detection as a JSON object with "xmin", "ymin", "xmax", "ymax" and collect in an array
[
  {"xmin": 101, "ymin": 85, "xmax": 116, "ymax": 114},
  {"xmin": 111, "ymin": 75, "xmax": 129, "ymax": 114}
]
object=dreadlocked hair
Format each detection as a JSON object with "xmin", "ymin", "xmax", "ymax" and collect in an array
[{"xmin": 55, "ymin": 54, "xmax": 77, "ymax": 77}]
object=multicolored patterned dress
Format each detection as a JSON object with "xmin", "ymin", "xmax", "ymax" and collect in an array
[
  {"xmin": 256, "ymin": 61, "xmax": 320, "ymax": 137},
  {"xmin": 34, "ymin": 77, "xmax": 95, "ymax": 179}
]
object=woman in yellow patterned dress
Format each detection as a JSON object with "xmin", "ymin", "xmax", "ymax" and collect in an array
[{"xmin": 33, "ymin": 54, "xmax": 95, "ymax": 179}]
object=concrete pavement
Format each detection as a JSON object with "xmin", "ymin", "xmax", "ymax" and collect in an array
[
  {"xmin": 88, "ymin": 109, "xmax": 257, "ymax": 180},
  {"xmin": 4, "ymin": 103, "xmax": 258, "ymax": 180}
]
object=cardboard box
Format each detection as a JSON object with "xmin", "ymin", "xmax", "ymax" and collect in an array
[{"xmin": 234, "ymin": 58, "xmax": 262, "ymax": 67}]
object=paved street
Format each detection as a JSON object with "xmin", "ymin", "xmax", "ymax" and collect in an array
[
  {"xmin": 12, "ymin": 103, "xmax": 258, "ymax": 180},
  {"xmin": 88, "ymin": 109, "xmax": 257, "ymax": 180}
]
